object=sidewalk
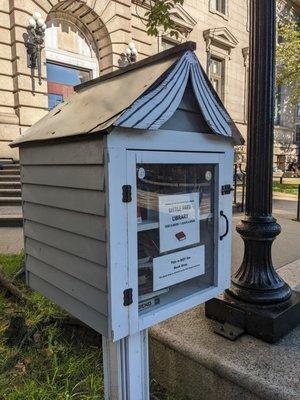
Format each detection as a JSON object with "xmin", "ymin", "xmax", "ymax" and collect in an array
[
  {"xmin": 232, "ymin": 193, "xmax": 300, "ymax": 273},
  {"xmin": 0, "ymin": 227, "xmax": 23, "ymax": 254},
  {"xmin": 150, "ymin": 259, "xmax": 300, "ymax": 400},
  {"xmin": 150, "ymin": 193, "xmax": 300, "ymax": 399}
]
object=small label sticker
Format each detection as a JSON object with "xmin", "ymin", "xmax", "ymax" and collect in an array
[
  {"xmin": 138, "ymin": 167, "xmax": 146, "ymax": 180},
  {"xmin": 139, "ymin": 297, "xmax": 160, "ymax": 311}
]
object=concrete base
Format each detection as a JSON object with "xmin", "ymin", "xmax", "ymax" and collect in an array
[
  {"xmin": 205, "ymin": 290, "xmax": 300, "ymax": 343},
  {"xmin": 150, "ymin": 261, "xmax": 300, "ymax": 400}
]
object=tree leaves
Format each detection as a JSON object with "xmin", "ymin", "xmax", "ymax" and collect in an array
[
  {"xmin": 143, "ymin": 0, "xmax": 185, "ymax": 38},
  {"xmin": 276, "ymin": 19, "xmax": 300, "ymax": 105},
  {"xmin": 141, "ymin": 0, "xmax": 299, "ymax": 107}
]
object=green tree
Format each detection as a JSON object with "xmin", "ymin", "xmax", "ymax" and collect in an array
[
  {"xmin": 276, "ymin": 19, "xmax": 300, "ymax": 104},
  {"xmin": 142, "ymin": 0, "xmax": 185, "ymax": 38},
  {"xmin": 142, "ymin": 0, "xmax": 299, "ymax": 105}
]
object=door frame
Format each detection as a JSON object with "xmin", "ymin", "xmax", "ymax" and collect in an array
[{"xmin": 126, "ymin": 150, "xmax": 230, "ymax": 334}]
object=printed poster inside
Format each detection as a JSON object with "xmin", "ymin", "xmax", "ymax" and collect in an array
[
  {"xmin": 153, "ymin": 245, "xmax": 205, "ymax": 291},
  {"xmin": 159, "ymin": 193, "xmax": 200, "ymax": 253}
]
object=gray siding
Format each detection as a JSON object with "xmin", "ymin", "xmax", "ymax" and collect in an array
[
  {"xmin": 28, "ymin": 273, "xmax": 108, "ymax": 333},
  {"xmin": 161, "ymin": 80, "xmax": 211, "ymax": 134},
  {"xmin": 21, "ymin": 137, "xmax": 109, "ymax": 336}
]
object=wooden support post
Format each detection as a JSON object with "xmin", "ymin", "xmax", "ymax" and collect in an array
[{"xmin": 102, "ymin": 330, "xmax": 149, "ymax": 400}]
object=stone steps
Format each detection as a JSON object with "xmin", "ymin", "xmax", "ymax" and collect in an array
[
  {"xmin": 0, "ymin": 189, "xmax": 21, "ymax": 197},
  {"xmin": 0, "ymin": 169, "xmax": 20, "ymax": 176},
  {"xmin": 0, "ymin": 205, "xmax": 23, "ymax": 227},
  {"xmin": 0, "ymin": 163, "xmax": 22, "ymax": 226},
  {"xmin": 0, "ymin": 175, "xmax": 20, "ymax": 182},
  {"xmin": 0, "ymin": 197, "xmax": 22, "ymax": 205},
  {"xmin": 0, "ymin": 182, "xmax": 21, "ymax": 189},
  {"xmin": 0, "ymin": 215, "xmax": 23, "ymax": 227},
  {"xmin": 0, "ymin": 159, "xmax": 14, "ymax": 164},
  {"xmin": 0, "ymin": 163, "xmax": 20, "ymax": 170}
]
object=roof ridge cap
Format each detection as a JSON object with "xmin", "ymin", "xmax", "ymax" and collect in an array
[{"xmin": 74, "ymin": 41, "xmax": 197, "ymax": 92}]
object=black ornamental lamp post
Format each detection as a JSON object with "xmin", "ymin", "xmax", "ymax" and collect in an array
[{"xmin": 206, "ymin": 0, "xmax": 300, "ymax": 343}]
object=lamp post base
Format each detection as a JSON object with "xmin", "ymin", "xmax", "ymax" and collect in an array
[{"xmin": 205, "ymin": 290, "xmax": 300, "ymax": 343}]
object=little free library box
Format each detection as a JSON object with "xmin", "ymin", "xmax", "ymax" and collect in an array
[{"xmin": 12, "ymin": 42, "xmax": 243, "ymax": 341}]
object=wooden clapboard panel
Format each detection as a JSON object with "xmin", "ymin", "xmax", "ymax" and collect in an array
[
  {"xmin": 26, "ymin": 238, "xmax": 107, "ymax": 291},
  {"xmin": 28, "ymin": 273, "xmax": 108, "ymax": 335},
  {"xmin": 20, "ymin": 138, "xmax": 104, "ymax": 165}
]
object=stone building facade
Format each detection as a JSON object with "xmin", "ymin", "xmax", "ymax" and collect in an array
[
  {"xmin": 0, "ymin": 0, "xmax": 298, "ymax": 166},
  {"xmin": 274, "ymin": 0, "xmax": 300, "ymax": 168},
  {"xmin": 0, "ymin": 0, "xmax": 250, "ymax": 161}
]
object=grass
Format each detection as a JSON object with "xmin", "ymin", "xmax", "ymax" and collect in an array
[
  {"xmin": 0, "ymin": 253, "xmax": 180, "ymax": 400},
  {"xmin": 0, "ymin": 253, "xmax": 104, "ymax": 400},
  {"xmin": 0, "ymin": 326, "xmax": 104, "ymax": 400},
  {"xmin": 0, "ymin": 252, "xmax": 25, "ymax": 279},
  {"xmin": 273, "ymin": 182, "xmax": 299, "ymax": 196}
]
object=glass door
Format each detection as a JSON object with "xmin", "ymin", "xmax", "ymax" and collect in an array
[{"xmin": 126, "ymin": 151, "xmax": 225, "ymax": 324}]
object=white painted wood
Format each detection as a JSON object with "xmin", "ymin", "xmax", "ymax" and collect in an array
[
  {"xmin": 106, "ymin": 147, "xmax": 131, "ymax": 341},
  {"xmin": 126, "ymin": 152, "xmax": 140, "ymax": 336},
  {"xmin": 217, "ymin": 148, "xmax": 233, "ymax": 290},
  {"xmin": 139, "ymin": 285, "xmax": 223, "ymax": 330},
  {"xmin": 108, "ymin": 127, "xmax": 234, "ymax": 153},
  {"xmin": 102, "ymin": 330, "xmax": 149, "ymax": 400}
]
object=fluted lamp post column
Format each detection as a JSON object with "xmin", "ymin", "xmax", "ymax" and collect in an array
[{"xmin": 205, "ymin": 0, "xmax": 300, "ymax": 343}]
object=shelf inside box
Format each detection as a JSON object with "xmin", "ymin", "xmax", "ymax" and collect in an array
[{"xmin": 138, "ymin": 220, "xmax": 159, "ymax": 232}]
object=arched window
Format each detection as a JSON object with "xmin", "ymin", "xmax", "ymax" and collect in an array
[{"xmin": 45, "ymin": 19, "xmax": 99, "ymax": 110}]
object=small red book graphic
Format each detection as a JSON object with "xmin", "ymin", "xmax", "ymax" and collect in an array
[{"xmin": 175, "ymin": 231, "xmax": 186, "ymax": 241}]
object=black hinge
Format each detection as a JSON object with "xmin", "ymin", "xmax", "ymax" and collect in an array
[
  {"xmin": 122, "ymin": 185, "xmax": 132, "ymax": 203},
  {"xmin": 123, "ymin": 288, "xmax": 133, "ymax": 306},
  {"xmin": 221, "ymin": 185, "xmax": 234, "ymax": 195}
]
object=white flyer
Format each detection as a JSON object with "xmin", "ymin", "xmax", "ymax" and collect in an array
[
  {"xmin": 159, "ymin": 193, "xmax": 200, "ymax": 253},
  {"xmin": 153, "ymin": 245, "xmax": 205, "ymax": 291}
]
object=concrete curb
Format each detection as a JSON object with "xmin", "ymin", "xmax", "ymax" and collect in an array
[{"xmin": 150, "ymin": 259, "xmax": 300, "ymax": 400}]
